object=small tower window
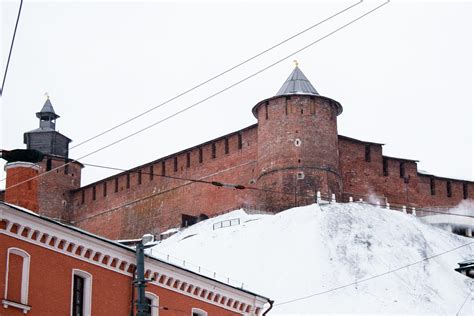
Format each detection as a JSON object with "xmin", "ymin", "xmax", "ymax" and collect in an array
[
  {"xmin": 265, "ymin": 101, "xmax": 269, "ymax": 120},
  {"xmin": 149, "ymin": 165, "xmax": 154, "ymax": 180},
  {"xmin": 237, "ymin": 134, "xmax": 242, "ymax": 149},
  {"xmin": 310, "ymin": 102, "xmax": 315, "ymax": 115},
  {"xmin": 114, "ymin": 177, "xmax": 119, "ymax": 192},
  {"xmin": 285, "ymin": 100, "xmax": 289, "ymax": 115},
  {"xmin": 199, "ymin": 148, "xmax": 203, "ymax": 163},
  {"xmin": 224, "ymin": 138, "xmax": 229, "ymax": 154},
  {"xmin": 463, "ymin": 182, "xmax": 468, "ymax": 199},
  {"xmin": 162, "ymin": 161, "xmax": 166, "ymax": 175},
  {"xmin": 174, "ymin": 157, "xmax": 178, "ymax": 172},
  {"xmin": 103, "ymin": 182, "xmax": 107, "ymax": 197},
  {"xmin": 399, "ymin": 162, "xmax": 405, "ymax": 178},
  {"xmin": 365, "ymin": 145, "xmax": 371, "ymax": 162},
  {"xmin": 138, "ymin": 169, "xmax": 142, "ymax": 184},
  {"xmin": 383, "ymin": 158, "xmax": 388, "ymax": 176},
  {"xmin": 447, "ymin": 181, "xmax": 452, "ymax": 197},
  {"xmin": 430, "ymin": 177, "xmax": 435, "ymax": 195},
  {"xmin": 46, "ymin": 158, "xmax": 52, "ymax": 171},
  {"xmin": 126, "ymin": 173, "xmax": 130, "ymax": 189},
  {"xmin": 212, "ymin": 143, "xmax": 216, "ymax": 159},
  {"xmin": 186, "ymin": 152, "xmax": 191, "ymax": 168},
  {"xmin": 92, "ymin": 186, "xmax": 96, "ymax": 200}
]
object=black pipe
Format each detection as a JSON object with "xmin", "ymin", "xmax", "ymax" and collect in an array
[{"xmin": 262, "ymin": 299, "xmax": 274, "ymax": 315}]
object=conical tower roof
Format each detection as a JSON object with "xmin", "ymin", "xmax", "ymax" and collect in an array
[
  {"xmin": 36, "ymin": 97, "xmax": 60, "ymax": 120},
  {"xmin": 275, "ymin": 65, "xmax": 319, "ymax": 96}
]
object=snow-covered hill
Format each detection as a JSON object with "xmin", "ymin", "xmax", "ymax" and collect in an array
[{"xmin": 150, "ymin": 203, "xmax": 473, "ymax": 315}]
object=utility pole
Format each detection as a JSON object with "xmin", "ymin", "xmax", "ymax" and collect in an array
[{"xmin": 135, "ymin": 234, "xmax": 156, "ymax": 316}]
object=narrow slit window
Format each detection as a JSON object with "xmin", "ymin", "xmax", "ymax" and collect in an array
[
  {"xmin": 149, "ymin": 165, "xmax": 154, "ymax": 181},
  {"xmin": 92, "ymin": 186, "xmax": 96, "ymax": 200},
  {"xmin": 199, "ymin": 148, "xmax": 203, "ymax": 163},
  {"xmin": 174, "ymin": 157, "xmax": 178, "ymax": 172},
  {"xmin": 64, "ymin": 159, "xmax": 69, "ymax": 175},
  {"xmin": 430, "ymin": 178, "xmax": 435, "ymax": 195},
  {"xmin": 237, "ymin": 134, "xmax": 242, "ymax": 149},
  {"xmin": 138, "ymin": 170, "xmax": 142, "ymax": 184},
  {"xmin": 399, "ymin": 162, "xmax": 405, "ymax": 178},
  {"xmin": 114, "ymin": 178, "xmax": 119, "ymax": 192},
  {"xmin": 447, "ymin": 181, "xmax": 452, "ymax": 197},
  {"xmin": 186, "ymin": 152, "xmax": 191, "ymax": 168},
  {"xmin": 365, "ymin": 145, "xmax": 371, "ymax": 162},
  {"xmin": 310, "ymin": 103, "xmax": 315, "ymax": 115},
  {"xmin": 383, "ymin": 158, "xmax": 388, "ymax": 176},
  {"xmin": 463, "ymin": 182, "xmax": 468, "ymax": 199},
  {"xmin": 126, "ymin": 173, "xmax": 130, "ymax": 189},
  {"xmin": 46, "ymin": 158, "xmax": 52, "ymax": 171},
  {"xmin": 265, "ymin": 102, "xmax": 269, "ymax": 120},
  {"xmin": 224, "ymin": 138, "xmax": 229, "ymax": 154},
  {"xmin": 162, "ymin": 161, "xmax": 166, "ymax": 175},
  {"xmin": 103, "ymin": 182, "xmax": 107, "ymax": 197},
  {"xmin": 212, "ymin": 143, "xmax": 216, "ymax": 159},
  {"xmin": 285, "ymin": 100, "xmax": 288, "ymax": 115}
]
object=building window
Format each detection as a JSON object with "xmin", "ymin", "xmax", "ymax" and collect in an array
[
  {"xmin": 399, "ymin": 162, "xmax": 405, "ymax": 178},
  {"xmin": 224, "ymin": 138, "xmax": 229, "ymax": 154},
  {"xmin": 126, "ymin": 173, "xmax": 130, "ymax": 189},
  {"xmin": 382, "ymin": 158, "xmax": 388, "ymax": 176},
  {"xmin": 463, "ymin": 182, "xmax": 468, "ymax": 199},
  {"xmin": 430, "ymin": 177, "xmax": 435, "ymax": 195},
  {"xmin": 92, "ymin": 186, "xmax": 96, "ymax": 201},
  {"xmin": 114, "ymin": 178, "xmax": 119, "ymax": 193},
  {"xmin": 264, "ymin": 102, "xmax": 269, "ymax": 120},
  {"xmin": 138, "ymin": 170, "xmax": 142, "ymax": 184},
  {"xmin": 71, "ymin": 270, "xmax": 92, "ymax": 316},
  {"xmin": 199, "ymin": 148, "xmax": 203, "ymax": 163},
  {"xmin": 81, "ymin": 190, "xmax": 85, "ymax": 204},
  {"xmin": 46, "ymin": 158, "xmax": 52, "ymax": 171},
  {"xmin": 364, "ymin": 145, "xmax": 371, "ymax": 162},
  {"xmin": 174, "ymin": 157, "xmax": 178, "ymax": 172},
  {"xmin": 447, "ymin": 181, "xmax": 452, "ymax": 197},
  {"xmin": 145, "ymin": 292, "xmax": 159, "ymax": 316},
  {"xmin": 103, "ymin": 182, "xmax": 107, "ymax": 197},
  {"xmin": 192, "ymin": 308, "xmax": 208, "ymax": 316},
  {"xmin": 162, "ymin": 161, "xmax": 166, "ymax": 175},
  {"xmin": 186, "ymin": 152, "xmax": 191, "ymax": 168},
  {"xmin": 3, "ymin": 248, "xmax": 31, "ymax": 313},
  {"xmin": 310, "ymin": 103, "xmax": 315, "ymax": 115},
  {"xmin": 149, "ymin": 165, "xmax": 154, "ymax": 181},
  {"xmin": 285, "ymin": 100, "xmax": 289, "ymax": 115},
  {"xmin": 237, "ymin": 134, "xmax": 242, "ymax": 150},
  {"xmin": 211, "ymin": 143, "xmax": 216, "ymax": 159}
]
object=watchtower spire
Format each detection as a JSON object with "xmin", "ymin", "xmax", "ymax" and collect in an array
[
  {"xmin": 275, "ymin": 65, "xmax": 319, "ymax": 96},
  {"xmin": 36, "ymin": 94, "xmax": 60, "ymax": 130}
]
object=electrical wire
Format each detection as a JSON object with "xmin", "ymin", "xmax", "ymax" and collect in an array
[
  {"xmin": 275, "ymin": 241, "xmax": 474, "ymax": 306},
  {"xmin": 456, "ymin": 290, "xmax": 472, "ymax": 316},
  {"xmin": 1, "ymin": 0, "xmax": 23, "ymax": 96},
  {"xmin": 69, "ymin": 0, "xmax": 363, "ymax": 150},
  {"xmin": 0, "ymin": 0, "xmax": 391, "ymax": 190}
]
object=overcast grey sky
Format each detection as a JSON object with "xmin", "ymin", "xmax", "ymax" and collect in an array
[{"xmin": 1, "ymin": 0, "xmax": 472, "ymax": 189}]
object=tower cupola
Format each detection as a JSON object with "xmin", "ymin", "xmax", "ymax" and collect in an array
[{"xmin": 36, "ymin": 96, "xmax": 60, "ymax": 130}]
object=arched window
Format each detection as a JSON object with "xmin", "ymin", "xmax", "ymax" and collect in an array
[
  {"xmin": 145, "ymin": 292, "xmax": 159, "ymax": 316},
  {"xmin": 192, "ymin": 307, "xmax": 208, "ymax": 316},
  {"xmin": 71, "ymin": 269, "xmax": 92, "ymax": 316},
  {"xmin": 3, "ymin": 248, "xmax": 31, "ymax": 313}
]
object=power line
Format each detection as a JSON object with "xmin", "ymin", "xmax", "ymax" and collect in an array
[
  {"xmin": 69, "ymin": 0, "xmax": 363, "ymax": 150},
  {"xmin": 275, "ymin": 241, "xmax": 474, "ymax": 306},
  {"xmin": 1, "ymin": 0, "xmax": 23, "ymax": 97},
  {"xmin": 0, "ymin": 0, "xmax": 391, "ymax": 190},
  {"xmin": 456, "ymin": 290, "xmax": 472, "ymax": 316}
]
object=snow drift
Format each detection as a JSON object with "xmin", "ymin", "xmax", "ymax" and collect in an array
[{"xmin": 150, "ymin": 203, "xmax": 473, "ymax": 315}]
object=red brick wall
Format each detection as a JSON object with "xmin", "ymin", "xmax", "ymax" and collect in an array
[
  {"xmin": 255, "ymin": 95, "xmax": 342, "ymax": 211},
  {"xmin": 4, "ymin": 163, "xmax": 39, "ymax": 211},
  {"xmin": 72, "ymin": 126, "xmax": 259, "ymax": 239},
  {"xmin": 0, "ymin": 234, "xmax": 247, "ymax": 316}
]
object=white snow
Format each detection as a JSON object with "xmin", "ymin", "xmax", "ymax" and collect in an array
[{"xmin": 149, "ymin": 203, "xmax": 474, "ymax": 315}]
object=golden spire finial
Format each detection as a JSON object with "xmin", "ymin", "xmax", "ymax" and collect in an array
[
  {"xmin": 44, "ymin": 92, "xmax": 50, "ymax": 100},
  {"xmin": 293, "ymin": 60, "xmax": 299, "ymax": 67}
]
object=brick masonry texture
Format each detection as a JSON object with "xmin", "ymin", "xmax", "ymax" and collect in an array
[{"xmin": 4, "ymin": 94, "xmax": 474, "ymax": 240}]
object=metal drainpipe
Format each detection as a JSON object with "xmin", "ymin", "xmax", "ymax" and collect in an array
[{"xmin": 262, "ymin": 299, "xmax": 274, "ymax": 315}]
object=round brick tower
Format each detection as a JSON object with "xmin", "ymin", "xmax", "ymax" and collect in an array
[{"xmin": 253, "ymin": 65, "xmax": 343, "ymax": 211}]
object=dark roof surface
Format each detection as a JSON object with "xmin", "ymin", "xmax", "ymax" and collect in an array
[
  {"xmin": 276, "ymin": 66, "xmax": 319, "ymax": 96},
  {"xmin": 36, "ymin": 98, "xmax": 59, "ymax": 119}
]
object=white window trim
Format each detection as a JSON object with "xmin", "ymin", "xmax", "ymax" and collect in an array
[
  {"xmin": 191, "ymin": 307, "xmax": 208, "ymax": 316},
  {"xmin": 145, "ymin": 291, "xmax": 159, "ymax": 316},
  {"xmin": 4, "ymin": 247, "xmax": 31, "ymax": 307},
  {"xmin": 70, "ymin": 269, "xmax": 92, "ymax": 316}
]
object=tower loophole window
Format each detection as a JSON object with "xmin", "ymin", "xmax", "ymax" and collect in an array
[
  {"xmin": 297, "ymin": 172, "xmax": 305, "ymax": 180},
  {"xmin": 294, "ymin": 138, "xmax": 301, "ymax": 147}
]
